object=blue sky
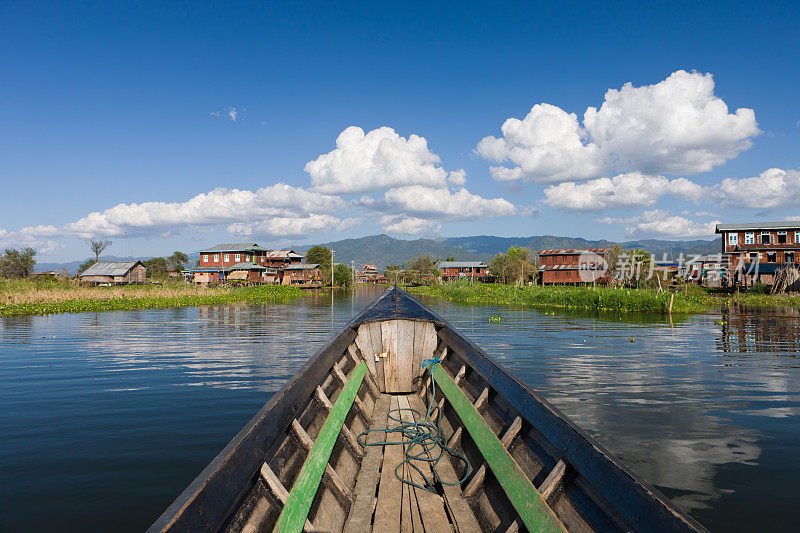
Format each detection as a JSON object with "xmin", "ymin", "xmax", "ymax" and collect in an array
[{"xmin": 1, "ymin": 1, "xmax": 798, "ymax": 260}]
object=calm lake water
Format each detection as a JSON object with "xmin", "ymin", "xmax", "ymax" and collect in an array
[{"xmin": 2, "ymin": 286, "xmax": 799, "ymax": 531}]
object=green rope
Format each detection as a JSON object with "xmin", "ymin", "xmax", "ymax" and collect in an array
[{"xmin": 357, "ymin": 358, "xmax": 472, "ymax": 493}]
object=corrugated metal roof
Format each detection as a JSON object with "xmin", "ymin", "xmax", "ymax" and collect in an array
[
  {"xmin": 228, "ymin": 262, "xmax": 268, "ymax": 270},
  {"xmin": 80, "ymin": 261, "xmax": 142, "ymax": 277},
  {"xmin": 716, "ymin": 221, "xmax": 800, "ymax": 232},
  {"xmin": 538, "ymin": 248, "xmax": 609, "ymax": 255},
  {"xmin": 201, "ymin": 243, "xmax": 269, "ymax": 252},
  {"xmin": 264, "ymin": 250, "xmax": 304, "ymax": 259},
  {"xmin": 438, "ymin": 261, "xmax": 488, "ymax": 268},
  {"xmin": 284, "ymin": 263, "xmax": 320, "ymax": 270}
]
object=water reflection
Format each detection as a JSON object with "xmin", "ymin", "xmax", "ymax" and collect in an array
[{"xmin": 1, "ymin": 288, "xmax": 799, "ymax": 531}]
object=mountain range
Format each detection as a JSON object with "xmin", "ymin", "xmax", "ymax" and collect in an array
[{"xmin": 37, "ymin": 235, "xmax": 721, "ymax": 273}]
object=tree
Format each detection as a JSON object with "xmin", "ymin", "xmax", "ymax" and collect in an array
[
  {"xmin": 77, "ymin": 259, "xmax": 96, "ymax": 274},
  {"xmin": 167, "ymin": 251, "xmax": 188, "ymax": 271},
  {"xmin": 332, "ymin": 263, "xmax": 353, "ymax": 287},
  {"xmin": 305, "ymin": 246, "xmax": 332, "ymax": 267},
  {"xmin": 491, "ymin": 246, "xmax": 535, "ymax": 285},
  {"xmin": 88, "ymin": 238, "xmax": 112, "ymax": 263},
  {"xmin": 0, "ymin": 248, "xmax": 37, "ymax": 278},
  {"xmin": 384, "ymin": 265, "xmax": 402, "ymax": 284},
  {"xmin": 143, "ymin": 257, "xmax": 168, "ymax": 278},
  {"xmin": 445, "ymin": 256, "xmax": 456, "ymax": 262},
  {"xmin": 490, "ymin": 253, "xmax": 512, "ymax": 284}
]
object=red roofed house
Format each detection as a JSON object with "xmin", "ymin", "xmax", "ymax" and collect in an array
[{"xmin": 538, "ymin": 249, "xmax": 610, "ymax": 285}]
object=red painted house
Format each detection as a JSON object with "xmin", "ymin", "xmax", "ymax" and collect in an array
[
  {"xmin": 438, "ymin": 261, "xmax": 489, "ymax": 281},
  {"xmin": 716, "ymin": 222, "xmax": 800, "ymax": 286},
  {"xmin": 538, "ymin": 249, "xmax": 609, "ymax": 285},
  {"xmin": 191, "ymin": 243, "xmax": 305, "ymax": 284}
]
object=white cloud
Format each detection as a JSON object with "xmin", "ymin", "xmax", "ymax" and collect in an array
[
  {"xmin": 477, "ymin": 70, "xmax": 759, "ymax": 184},
  {"xmin": 228, "ymin": 108, "xmax": 238, "ymax": 122},
  {"xmin": 0, "ymin": 227, "xmax": 64, "ymax": 256},
  {"xmin": 711, "ymin": 168, "xmax": 800, "ymax": 209},
  {"xmin": 379, "ymin": 215, "xmax": 440, "ymax": 235},
  {"xmin": 382, "ymin": 185, "xmax": 516, "ymax": 219},
  {"xmin": 227, "ymin": 214, "xmax": 350, "ymax": 238},
  {"xmin": 598, "ymin": 210, "xmax": 720, "ymax": 238},
  {"xmin": 61, "ymin": 184, "xmax": 344, "ymax": 238},
  {"xmin": 305, "ymin": 126, "xmax": 452, "ymax": 194},
  {"xmin": 211, "ymin": 107, "xmax": 240, "ymax": 122},
  {"xmin": 543, "ymin": 173, "xmax": 703, "ymax": 212},
  {"xmin": 476, "ymin": 103, "xmax": 603, "ymax": 184}
]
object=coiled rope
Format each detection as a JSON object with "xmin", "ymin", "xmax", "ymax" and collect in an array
[{"xmin": 357, "ymin": 357, "xmax": 472, "ymax": 493}]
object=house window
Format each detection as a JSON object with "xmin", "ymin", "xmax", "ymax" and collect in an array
[
  {"xmin": 767, "ymin": 252, "xmax": 776, "ymax": 263},
  {"xmin": 728, "ymin": 233, "xmax": 738, "ymax": 245},
  {"xmin": 214, "ymin": 254, "xmax": 219, "ymax": 262},
  {"xmin": 750, "ymin": 252, "xmax": 759, "ymax": 262},
  {"xmin": 796, "ymin": 231, "xmax": 800, "ymax": 244},
  {"xmin": 745, "ymin": 232, "xmax": 754, "ymax": 244},
  {"xmin": 235, "ymin": 254, "xmax": 241, "ymax": 261},
  {"xmin": 203, "ymin": 254, "xmax": 208, "ymax": 262},
  {"xmin": 760, "ymin": 232, "xmax": 771, "ymax": 245},
  {"xmin": 224, "ymin": 254, "xmax": 229, "ymax": 262},
  {"xmin": 786, "ymin": 252, "xmax": 795, "ymax": 263},
  {"xmin": 246, "ymin": 255, "xmax": 250, "ymax": 262},
  {"xmin": 777, "ymin": 231, "xmax": 787, "ymax": 244}
]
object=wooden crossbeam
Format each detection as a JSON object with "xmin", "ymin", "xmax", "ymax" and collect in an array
[
  {"xmin": 430, "ymin": 363, "xmax": 566, "ymax": 533},
  {"xmin": 538, "ymin": 459, "xmax": 568, "ymax": 502},
  {"xmin": 462, "ymin": 416, "xmax": 522, "ymax": 498},
  {"xmin": 346, "ymin": 344, "xmax": 381, "ymax": 398},
  {"xmin": 289, "ymin": 420, "xmax": 353, "ymax": 506},
  {"xmin": 473, "ymin": 387, "xmax": 490, "ymax": 411},
  {"xmin": 332, "ymin": 363, "xmax": 370, "ymax": 423},
  {"xmin": 259, "ymin": 462, "xmax": 317, "ymax": 532},
  {"xmin": 313, "ymin": 387, "xmax": 364, "ymax": 458},
  {"xmin": 274, "ymin": 361, "xmax": 367, "ymax": 533}
]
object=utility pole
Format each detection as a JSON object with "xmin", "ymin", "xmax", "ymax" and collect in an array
[
  {"xmin": 331, "ymin": 250, "xmax": 335, "ymax": 289},
  {"xmin": 351, "ymin": 260, "xmax": 356, "ymax": 285}
]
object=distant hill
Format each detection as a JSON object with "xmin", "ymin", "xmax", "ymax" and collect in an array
[
  {"xmin": 441, "ymin": 235, "xmax": 720, "ymax": 260},
  {"xmin": 293, "ymin": 234, "xmax": 491, "ymax": 270}
]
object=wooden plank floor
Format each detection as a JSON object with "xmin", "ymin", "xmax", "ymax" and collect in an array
[{"xmin": 348, "ymin": 393, "xmax": 480, "ymax": 533}]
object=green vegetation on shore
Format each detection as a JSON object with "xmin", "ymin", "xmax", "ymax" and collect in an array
[
  {"xmin": 406, "ymin": 282, "xmax": 800, "ymax": 314},
  {"xmin": 0, "ymin": 278, "xmax": 305, "ymax": 317}
]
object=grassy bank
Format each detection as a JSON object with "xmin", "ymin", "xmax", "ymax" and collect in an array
[
  {"xmin": 0, "ymin": 279, "xmax": 306, "ymax": 317},
  {"xmin": 407, "ymin": 282, "xmax": 800, "ymax": 314},
  {"xmin": 406, "ymin": 283, "xmax": 712, "ymax": 313}
]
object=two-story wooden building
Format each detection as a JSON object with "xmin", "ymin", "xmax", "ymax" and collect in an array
[
  {"xmin": 438, "ymin": 261, "xmax": 489, "ymax": 281},
  {"xmin": 715, "ymin": 222, "xmax": 800, "ymax": 286},
  {"xmin": 357, "ymin": 264, "xmax": 386, "ymax": 284},
  {"xmin": 538, "ymin": 249, "xmax": 609, "ymax": 285},
  {"xmin": 190, "ymin": 243, "xmax": 305, "ymax": 284}
]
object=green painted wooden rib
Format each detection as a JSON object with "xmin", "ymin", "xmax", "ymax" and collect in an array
[
  {"xmin": 431, "ymin": 363, "xmax": 566, "ymax": 533},
  {"xmin": 274, "ymin": 361, "xmax": 368, "ymax": 533}
]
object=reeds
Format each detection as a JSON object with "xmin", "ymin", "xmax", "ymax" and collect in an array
[{"xmin": 0, "ymin": 279, "xmax": 305, "ymax": 316}]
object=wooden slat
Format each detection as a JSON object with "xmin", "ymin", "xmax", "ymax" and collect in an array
[
  {"xmin": 354, "ymin": 326, "xmax": 378, "ymax": 378},
  {"xmin": 538, "ymin": 459, "xmax": 567, "ymax": 502},
  {"xmin": 412, "ymin": 321, "xmax": 427, "ymax": 388},
  {"xmin": 430, "ymin": 363, "xmax": 566, "ymax": 533},
  {"xmin": 313, "ymin": 387, "xmax": 364, "ymax": 458},
  {"xmin": 348, "ymin": 344, "xmax": 381, "ymax": 398},
  {"xmin": 381, "ymin": 320, "xmax": 399, "ymax": 392},
  {"xmin": 473, "ymin": 387, "xmax": 489, "ymax": 411},
  {"xmin": 290, "ymin": 419, "xmax": 353, "ymax": 506},
  {"xmin": 373, "ymin": 396, "xmax": 404, "ymax": 532},
  {"xmin": 396, "ymin": 320, "xmax": 416, "ymax": 391},
  {"xmin": 259, "ymin": 463, "xmax": 317, "ymax": 532},
  {"xmin": 344, "ymin": 395, "xmax": 392, "ymax": 533},
  {"xmin": 407, "ymin": 395, "xmax": 481, "ymax": 533},
  {"xmin": 462, "ymin": 416, "xmax": 523, "ymax": 498},
  {"xmin": 274, "ymin": 361, "xmax": 368, "ymax": 532},
  {"xmin": 398, "ymin": 395, "xmax": 452, "ymax": 533},
  {"xmin": 367, "ymin": 321, "xmax": 387, "ymax": 393},
  {"xmin": 333, "ymin": 363, "xmax": 370, "ymax": 422}
]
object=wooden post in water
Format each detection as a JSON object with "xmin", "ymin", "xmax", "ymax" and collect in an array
[{"xmin": 669, "ymin": 293, "xmax": 674, "ymax": 314}]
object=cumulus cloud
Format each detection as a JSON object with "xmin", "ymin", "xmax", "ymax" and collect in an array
[
  {"xmin": 382, "ymin": 186, "xmax": 516, "ymax": 219},
  {"xmin": 305, "ymin": 126, "xmax": 453, "ymax": 194},
  {"xmin": 0, "ymin": 227, "xmax": 64, "ymax": 256},
  {"xmin": 227, "ymin": 214, "xmax": 351, "ymax": 238},
  {"xmin": 61, "ymin": 184, "xmax": 344, "ymax": 238},
  {"xmin": 598, "ymin": 210, "xmax": 720, "ymax": 238},
  {"xmin": 711, "ymin": 168, "xmax": 800, "ymax": 209},
  {"xmin": 477, "ymin": 70, "xmax": 759, "ymax": 184},
  {"xmin": 379, "ymin": 215, "xmax": 440, "ymax": 235},
  {"xmin": 543, "ymin": 173, "xmax": 703, "ymax": 212}
]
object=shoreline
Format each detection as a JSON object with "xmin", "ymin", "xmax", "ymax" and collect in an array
[
  {"xmin": 405, "ymin": 283, "xmax": 800, "ymax": 314},
  {"xmin": 0, "ymin": 282, "xmax": 306, "ymax": 317}
]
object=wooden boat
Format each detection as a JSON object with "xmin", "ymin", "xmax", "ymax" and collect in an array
[{"xmin": 149, "ymin": 287, "xmax": 706, "ymax": 533}]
